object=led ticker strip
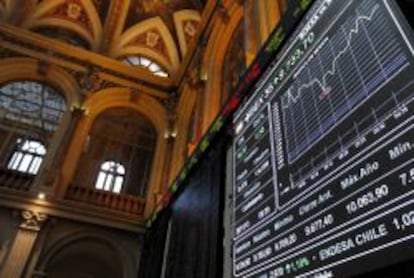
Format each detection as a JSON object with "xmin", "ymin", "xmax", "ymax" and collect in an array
[{"xmin": 146, "ymin": 0, "xmax": 315, "ymax": 227}]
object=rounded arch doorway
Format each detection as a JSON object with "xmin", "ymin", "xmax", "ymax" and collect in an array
[{"xmin": 43, "ymin": 237, "xmax": 124, "ymax": 278}]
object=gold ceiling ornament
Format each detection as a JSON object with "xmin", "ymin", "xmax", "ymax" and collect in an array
[
  {"xmin": 184, "ymin": 21, "xmax": 197, "ymax": 37},
  {"xmin": 145, "ymin": 31, "xmax": 160, "ymax": 47},
  {"xmin": 66, "ymin": 2, "xmax": 83, "ymax": 20}
]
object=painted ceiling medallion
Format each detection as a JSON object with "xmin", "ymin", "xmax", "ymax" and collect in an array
[
  {"xmin": 67, "ymin": 2, "xmax": 83, "ymax": 20},
  {"xmin": 146, "ymin": 31, "xmax": 160, "ymax": 47},
  {"xmin": 184, "ymin": 21, "xmax": 197, "ymax": 37}
]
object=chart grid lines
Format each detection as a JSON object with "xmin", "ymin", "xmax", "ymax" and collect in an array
[
  {"xmin": 232, "ymin": 0, "xmax": 414, "ymax": 277},
  {"xmin": 281, "ymin": 1, "xmax": 410, "ymax": 163}
]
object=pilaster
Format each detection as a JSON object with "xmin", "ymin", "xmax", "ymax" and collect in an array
[{"xmin": 0, "ymin": 210, "xmax": 47, "ymax": 278}]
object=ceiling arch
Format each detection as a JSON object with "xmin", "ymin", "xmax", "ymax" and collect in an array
[
  {"xmin": 114, "ymin": 16, "xmax": 181, "ymax": 75},
  {"xmin": 173, "ymin": 9, "xmax": 201, "ymax": 56},
  {"xmin": 1, "ymin": 0, "xmax": 208, "ymax": 79},
  {"xmin": 20, "ymin": 0, "xmax": 103, "ymax": 50}
]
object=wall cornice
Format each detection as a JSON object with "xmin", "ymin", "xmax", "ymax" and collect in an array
[{"xmin": 0, "ymin": 188, "xmax": 145, "ymax": 233}]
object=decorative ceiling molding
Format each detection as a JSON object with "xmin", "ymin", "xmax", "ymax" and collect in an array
[
  {"xmin": 100, "ymin": 0, "xmax": 126, "ymax": 53},
  {"xmin": 80, "ymin": 0, "xmax": 104, "ymax": 43},
  {"xmin": 114, "ymin": 16, "xmax": 181, "ymax": 75},
  {"xmin": 20, "ymin": 0, "xmax": 103, "ymax": 50},
  {"xmin": 173, "ymin": 9, "xmax": 201, "ymax": 56},
  {"xmin": 173, "ymin": 0, "xmax": 218, "ymax": 86},
  {"xmin": 0, "ymin": 24, "xmax": 174, "ymax": 99},
  {"xmin": 1, "ymin": 0, "xmax": 213, "ymax": 87},
  {"xmin": 123, "ymin": 0, "xmax": 202, "ymax": 31}
]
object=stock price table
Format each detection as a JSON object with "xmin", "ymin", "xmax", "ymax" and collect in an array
[{"xmin": 232, "ymin": 0, "xmax": 414, "ymax": 277}]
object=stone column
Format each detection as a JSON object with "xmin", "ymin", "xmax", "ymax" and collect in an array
[{"xmin": 0, "ymin": 210, "xmax": 47, "ymax": 278}]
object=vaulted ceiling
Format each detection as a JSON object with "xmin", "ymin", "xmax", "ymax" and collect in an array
[{"xmin": 0, "ymin": 0, "xmax": 207, "ymax": 78}]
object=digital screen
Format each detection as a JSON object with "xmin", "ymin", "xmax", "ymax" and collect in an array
[{"xmin": 231, "ymin": 0, "xmax": 414, "ymax": 277}]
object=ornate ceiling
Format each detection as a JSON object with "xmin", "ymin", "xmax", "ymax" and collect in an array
[{"xmin": 0, "ymin": 0, "xmax": 206, "ymax": 78}]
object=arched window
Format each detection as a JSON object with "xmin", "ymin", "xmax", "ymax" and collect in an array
[
  {"xmin": 0, "ymin": 81, "xmax": 66, "ymax": 176},
  {"xmin": 74, "ymin": 108, "xmax": 156, "ymax": 197},
  {"xmin": 7, "ymin": 138, "xmax": 46, "ymax": 174},
  {"xmin": 0, "ymin": 80, "xmax": 66, "ymax": 131},
  {"xmin": 122, "ymin": 56, "xmax": 169, "ymax": 77},
  {"xmin": 95, "ymin": 161, "xmax": 125, "ymax": 193}
]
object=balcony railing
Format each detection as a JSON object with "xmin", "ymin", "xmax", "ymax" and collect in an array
[
  {"xmin": 0, "ymin": 166, "xmax": 33, "ymax": 191},
  {"xmin": 65, "ymin": 185, "xmax": 145, "ymax": 215}
]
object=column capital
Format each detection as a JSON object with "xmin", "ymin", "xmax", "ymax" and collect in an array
[
  {"xmin": 20, "ymin": 210, "xmax": 48, "ymax": 231},
  {"xmin": 71, "ymin": 105, "xmax": 87, "ymax": 117}
]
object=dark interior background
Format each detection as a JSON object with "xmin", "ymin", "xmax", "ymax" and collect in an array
[{"xmin": 138, "ymin": 137, "xmax": 227, "ymax": 278}]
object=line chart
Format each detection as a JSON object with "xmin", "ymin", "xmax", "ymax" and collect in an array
[
  {"xmin": 282, "ymin": 4, "xmax": 379, "ymax": 109},
  {"xmin": 280, "ymin": 0, "xmax": 411, "ymax": 163}
]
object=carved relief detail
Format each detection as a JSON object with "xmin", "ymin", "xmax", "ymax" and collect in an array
[
  {"xmin": 127, "ymin": 29, "xmax": 170, "ymax": 62},
  {"xmin": 67, "ymin": 2, "xmax": 83, "ymax": 20},
  {"xmin": 183, "ymin": 21, "xmax": 197, "ymax": 38},
  {"xmin": 42, "ymin": 0, "xmax": 93, "ymax": 34},
  {"xmin": 146, "ymin": 31, "xmax": 160, "ymax": 47},
  {"xmin": 20, "ymin": 210, "xmax": 48, "ymax": 231}
]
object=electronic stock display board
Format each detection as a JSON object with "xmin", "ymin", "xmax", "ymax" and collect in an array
[{"xmin": 231, "ymin": 0, "xmax": 414, "ymax": 277}]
